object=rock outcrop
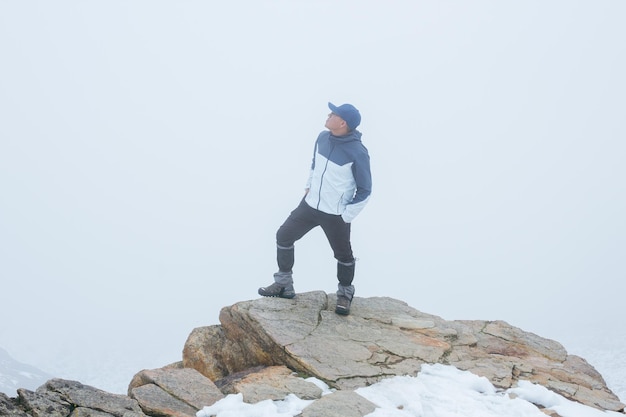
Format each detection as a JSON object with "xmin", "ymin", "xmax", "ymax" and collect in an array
[
  {"xmin": 4, "ymin": 378, "xmax": 147, "ymax": 417},
  {"xmin": 1, "ymin": 292, "xmax": 624, "ymax": 417},
  {"xmin": 183, "ymin": 291, "xmax": 625, "ymax": 413},
  {"xmin": 128, "ymin": 366, "xmax": 224, "ymax": 417}
]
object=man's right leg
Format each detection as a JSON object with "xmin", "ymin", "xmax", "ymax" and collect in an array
[
  {"xmin": 258, "ymin": 200, "xmax": 318, "ymax": 298},
  {"xmin": 258, "ymin": 271, "xmax": 296, "ymax": 299}
]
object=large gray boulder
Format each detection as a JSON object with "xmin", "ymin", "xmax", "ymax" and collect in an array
[
  {"xmin": 0, "ymin": 368, "xmax": 226, "ymax": 417},
  {"xmin": 0, "ymin": 392, "xmax": 29, "ymax": 417},
  {"xmin": 128, "ymin": 367, "xmax": 224, "ymax": 417},
  {"xmin": 183, "ymin": 291, "xmax": 625, "ymax": 412},
  {"xmin": 16, "ymin": 379, "xmax": 146, "ymax": 417}
]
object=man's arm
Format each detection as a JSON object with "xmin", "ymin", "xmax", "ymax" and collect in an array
[{"xmin": 342, "ymin": 147, "xmax": 372, "ymax": 223}]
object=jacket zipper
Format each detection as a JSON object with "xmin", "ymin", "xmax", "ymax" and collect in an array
[{"xmin": 316, "ymin": 143, "xmax": 335, "ymax": 210}]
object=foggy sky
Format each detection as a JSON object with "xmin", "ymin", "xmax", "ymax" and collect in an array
[{"xmin": 1, "ymin": 1, "xmax": 624, "ymax": 392}]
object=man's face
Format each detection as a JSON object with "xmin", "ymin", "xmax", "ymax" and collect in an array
[{"xmin": 325, "ymin": 112, "xmax": 346, "ymax": 131}]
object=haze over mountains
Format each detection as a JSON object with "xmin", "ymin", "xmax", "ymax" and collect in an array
[
  {"xmin": 0, "ymin": 347, "xmax": 51, "ymax": 396},
  {"xmin": 1, "ymin": 1, "xmax": 624, "ymax": 412}
]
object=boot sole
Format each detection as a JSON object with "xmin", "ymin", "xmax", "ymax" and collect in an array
[
  {"xmin": 335, "ymin": 307, "xmax": 350, "ymax": 315},
  {"xmin": 258, "ymin": 288, "xmax": 296, "ymax": 299}
]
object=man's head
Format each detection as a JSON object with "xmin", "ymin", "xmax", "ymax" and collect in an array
[{"xmin": 326, "ymin": 102, "xmax": 361, "ymax": 134}]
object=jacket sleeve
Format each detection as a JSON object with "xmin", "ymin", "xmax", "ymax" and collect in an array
[
  {"xmin": 305, "ymin": 139, "xmax": 319, "ymax": 189},
  {"xmin": 342, "ymin": 146, "xmax": 372, "ymax": 223}
]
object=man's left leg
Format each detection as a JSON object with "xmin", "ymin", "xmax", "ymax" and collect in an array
[
  {"xmin": 335, "ymin": 259, "xmax": 356, "ymax": 315},
  {"xmin": 321, "ymin": 215, "xmax": 355, "ymax": 315}
]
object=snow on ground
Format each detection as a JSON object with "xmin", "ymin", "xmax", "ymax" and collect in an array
[
  {"xmin": 197, "ymin": 364, "xmax": 624, "ymax": 417},
  {"xmin": 566, "ymin": 332, "xmax": 626, "ymax": 403}
]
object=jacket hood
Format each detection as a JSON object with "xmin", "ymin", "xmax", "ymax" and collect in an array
[{"xmin": 329, "ymin": 129, "xmax": 362, "ymax": 143}]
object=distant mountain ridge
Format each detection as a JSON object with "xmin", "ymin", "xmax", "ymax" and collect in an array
[{"xmin": 0, "ymin": 347, "xmax": 52, "ymax": 396}]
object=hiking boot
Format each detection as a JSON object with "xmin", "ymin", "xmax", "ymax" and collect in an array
[
  {"xmin": 258, "ymin": 282, "xmax": 296, "ymax": 299},
  {"xmin": 335, "ymin": 284, "xmax": 354, "ymax": 315},
  {"xmin": 258, "ymin": 272, "xmax": 296, "ymax": 299},
  {"xmin": 335, "ymin": 295, "xmax": 352, "ymax": 315}
]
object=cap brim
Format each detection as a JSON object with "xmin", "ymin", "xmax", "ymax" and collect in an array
[{"xmin": 328, "ymin": 102, "xmax": 339, "ymax": 113}]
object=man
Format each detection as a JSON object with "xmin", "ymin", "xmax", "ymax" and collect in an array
[{"xmin": 258, "ymin": 102, "xmax": 372, "ymax": 315}]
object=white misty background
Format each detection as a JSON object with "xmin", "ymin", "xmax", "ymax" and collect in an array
[{"xmin": 0, "ymin": 1, "xmax": 624, "ymax": 397}]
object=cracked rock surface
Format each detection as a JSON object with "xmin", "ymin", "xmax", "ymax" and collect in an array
[
  {"xmin": 2, "ymin": 292, "xmax": 624, "ymax": 416},
  {"xmin": 183, "ymin": 291, "xmax": 625, "ymax": 412}
]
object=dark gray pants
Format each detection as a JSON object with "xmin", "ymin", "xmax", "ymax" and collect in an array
[{"xmin": 276, "ymin": 199, "xmax": 355, "ymax": 286}]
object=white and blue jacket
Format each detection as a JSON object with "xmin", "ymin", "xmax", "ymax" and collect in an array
[{"xmin": 304, "ymin": 130, "xmax": 372, "ymax": 223}]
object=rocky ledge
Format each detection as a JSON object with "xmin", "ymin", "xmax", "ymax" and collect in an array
[{"xmin": 1, "ymin": 292, "xmax": 624, "ymax": 417}]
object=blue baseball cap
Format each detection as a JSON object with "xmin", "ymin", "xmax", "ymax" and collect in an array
[{"xmin": 328, "ymin": 102, "xmax": 361, "ymax": 130}]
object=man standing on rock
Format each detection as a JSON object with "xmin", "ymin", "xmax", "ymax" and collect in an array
[{"xmin": 258, "ymin": 102, "xmax": 372, "ymax": 315}]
